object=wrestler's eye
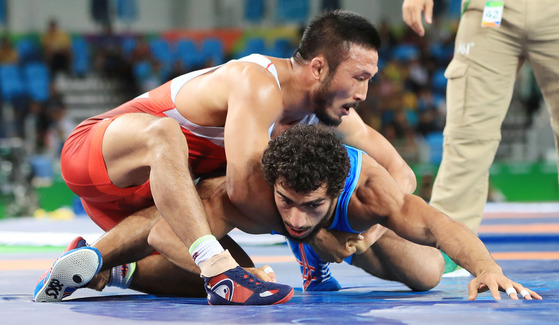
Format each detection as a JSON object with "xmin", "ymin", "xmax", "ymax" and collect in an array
[
  {"xmin": 306, "ymin": 202, "xmax": 322, "ymax": 209},
  {"xmin": 279, "ymin": 196, "xmax": 293, "ymax": 205}
]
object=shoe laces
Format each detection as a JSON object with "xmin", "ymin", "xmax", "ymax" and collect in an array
[{"xmin": 226, "ymin": 266, "xmax": 273, "ymax": 291}]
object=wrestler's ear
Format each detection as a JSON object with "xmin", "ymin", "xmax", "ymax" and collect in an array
[{"xmin": 310, "ymin": 56, "xmax": 328, "ymax": 81}]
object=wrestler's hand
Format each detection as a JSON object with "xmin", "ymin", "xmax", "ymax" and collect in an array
[
  {"xmin": 357, "ymin": 225, "xmax": 387, "ymax": 254},
  {"xmin": 243, "ymin": 265, "xmax": 277, "ymax": 283},
  {"xmin": 402, "ymin": 0, "xmax": 433, "ymax": 37},
  {"xmin": 467, "ymin": 272, "xmax": 542, "ymax": 301},
  {"xmin": 309, "ymin": 228, "xmax": 364, "ymax": 263}
]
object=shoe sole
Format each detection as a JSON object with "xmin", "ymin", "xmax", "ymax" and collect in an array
[
  {"xmin": 272, "ymin": 288, "xmax": 294, "ymax": 305},
  {"xmin": 34, "ymin": 247, "xmax": 101, "ymax": 302},
  {"xmin": 207, "ymin": 287, "xmax": 295, "ymax": 306}
]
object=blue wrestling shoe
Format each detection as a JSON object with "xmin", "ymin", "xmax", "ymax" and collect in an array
[
  {"xmin": 204, "ymin": 266, "xmax": 294, "ymax": 305},
  {"xmin": 34, "ymin": 237, "xmax": 102, "ymax": 302},
  {"xmin": 287, "ymin": 239, "xmax": 341, "ymax": 291}
]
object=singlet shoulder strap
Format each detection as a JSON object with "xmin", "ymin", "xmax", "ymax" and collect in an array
[{"xmin": 236, "ymin": 54, "xmax": 281, "ymax": 90}]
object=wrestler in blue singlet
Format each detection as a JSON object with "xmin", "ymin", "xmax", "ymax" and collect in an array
[{"xmin": 287, "ymin": 145, "xmax": 365, "ymax": 291}]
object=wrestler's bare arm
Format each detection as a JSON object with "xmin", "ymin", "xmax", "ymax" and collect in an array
[
  {"xmin": 352, "ymin": 159, "xmax": 494, "ymax": 270},
  {"xmin": 222, "ymin": 65, "xmax": 284, "ymax": 219},
  {"xmin": 310, "ymin": 110, "xmax": 416, "ymax": 261},
  {"xmin": 148, "ymin": 176, "xmax": 282, "ymax": 282},
  {"xmin": 334, "ymin": 109, "xmax": 417, "ymax": 194},
  {"xmin": 355, "ymin": 158, "xmax": 541, "ymax": 300},
  {"xmin": 198, "ymin": 177, "xmax": 284, "ymax": 237}
]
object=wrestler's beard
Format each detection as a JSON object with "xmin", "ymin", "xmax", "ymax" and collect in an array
[
  {"xmin": 313, "ymin": 77, "xmax": 341, "ymax": 127},
  {"xmin": 282, "ymin": 222, "xmax": 324, "ymax": 244},
  {"xmin": 282, "ymin": 202, "xmax": 335, "ymax": 244}
]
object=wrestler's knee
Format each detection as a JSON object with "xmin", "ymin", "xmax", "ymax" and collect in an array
[
  {"xmin": 146, "ymin": 219, "xmax": 167, "ymax": 252},
  {"xmin": 409, "ymin": 250, "xmax": 444, "ymax": 291},
  {"xmin": 144, "ymin": 117, "xmax": 189, "ymax": 153},
  {"xmin": 145, "ymin": 117, "xmax": 182, "ymax": 139}
]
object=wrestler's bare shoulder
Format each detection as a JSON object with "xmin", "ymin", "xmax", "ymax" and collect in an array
[
  {"xmin": 174, "ymin": 58, "xmax": 287, "ymax": 126},
  {"xmin": 211, "ymin": 57, "xmax": 288, "ymax": 91}
]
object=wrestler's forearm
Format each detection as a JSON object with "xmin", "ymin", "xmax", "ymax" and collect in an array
[
  {"xmin": 337, "ymin": 113, "xmax": 417, "ymax": 194},
  {"xmin": 385, "ymin": 163, "xmax": 417, "ymax": 194},
  {"xmin": 435, "ymin": 218, "xmax": 502, "ymax": 277},
  {"xmin": 390, "ymin": 195, "xmax": 502, "ymax": 277}
]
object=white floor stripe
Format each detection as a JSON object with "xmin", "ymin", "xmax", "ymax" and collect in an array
[
  {"xmin": 0, "ymin": 229, "xmax": 285, "ymax": 247},
  {"xmin": 1, "ymin": 202, "xmax": 554, "ymax": 247}
]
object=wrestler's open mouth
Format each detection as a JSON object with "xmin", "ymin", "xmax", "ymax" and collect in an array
[{"xmin": 286, "ymin": 226, "xmax": 310, "ymax": 238}]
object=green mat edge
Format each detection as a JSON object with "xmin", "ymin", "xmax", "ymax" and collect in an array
[{"xmin": 0, "ymin": 245, "xmax": 65, "ymax": 254}]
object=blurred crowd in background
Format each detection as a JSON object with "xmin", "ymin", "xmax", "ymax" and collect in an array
[
  {"xmin": 1, "ymin": 13, "xmax": 460, "ymax": 162},
  {"xmin": 0, "ymin": 0, "xmax": 544, "ymax": 212}
]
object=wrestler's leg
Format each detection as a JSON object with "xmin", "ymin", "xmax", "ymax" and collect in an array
[
  {"xmin": 129, "ymin": 254, "xmax": 205, "ymax": 297},
  {"xmin": 102, "ymin": 113, "xmax": 214, "ymax": 255},
  {"xmin": 91, "ymin": 235, "xmax": 254, "ymax": 297},
  {"xmin": 92, "ymin": 176, "xmax": 247, "ymax": 281},
  {"xmin": 350, "ymin": 229, "xmax": 444, "ymax": 291},
  {"xmin": 146, "ymin": 176, "xmax": 259, "ymax": 271},
  {"xmin": 92, "ymin": 206, "xmax": 160, "ymax": 271}
]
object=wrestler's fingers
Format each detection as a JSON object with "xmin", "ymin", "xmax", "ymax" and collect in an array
[
  {"xmin": 504, "ymin": 286, "xmax": 519, "ymax": 300},
  {"xmin": 344, "ymin": 241, "xmax": 358, "ymax": 256},
  {"xmin": 467, "ymin": 279, "xmax": 481, "ymax": 300},
  {"xmin": 345, "ymin": 234, "xmax": 364, "ymax": 246},
  {"xmin": 488, "ymin": 282, "xmax": 502, "ymax": 300},
  {"xmin": 244, "ymin": 266, "xmax": 273, "ymax": 282},
  {"xmin": 347, "ymin": 234, "xmax": 367, "ymax": 254},
  {"xmin": 262, "ymin": 265, "xmax": 276, "ymax": 283},
  {"xmin": 524, "ymin": 289, "xmax": 543, "ymax": 300},
  {"xmin": 514, "ymin": 285, "xmax": 542, "ymax": 300}
]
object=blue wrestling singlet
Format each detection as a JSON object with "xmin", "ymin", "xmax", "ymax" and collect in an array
[{"xmin": 286, "ymin": 145, "xmax": 365, "ymax": 291}]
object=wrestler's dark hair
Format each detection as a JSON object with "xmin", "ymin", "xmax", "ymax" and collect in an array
[
  {"xmin": 293, "ymin": 10, "xmax": 381, "ymax": 75},
  {"xmin": 262, "ymin": 125, "xmax": 350, "ymax": 198}
]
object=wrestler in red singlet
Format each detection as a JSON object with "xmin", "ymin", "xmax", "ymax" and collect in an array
[{"xmin": 61, "ymin": 54, "xmax": 281, "ymax": 230}]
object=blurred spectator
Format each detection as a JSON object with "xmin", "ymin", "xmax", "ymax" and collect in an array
[
  {"xmin": 94, "ymin": 24, "xmax": 124, "ymax": 77},
  {"xmin": 36, "ymin": 83, "xmax": 74, "ymax": 157},
  {"xmin": 130, "ymin": 35, "xmax": 151, "ymax": 64},
  {"xmin": 93, "ymin": 24, "xmax": 135, "ymax": 95},
  {"xmin": 416, "ymin": 109, "xmax": 441, "ymax": 137},
  {"xmin": 166, "ymin": 60, "xmax": 187, "ymax": 81},
  {"xmin": 416, "ymin": 86, "xmax": 437, "ymax": 111},
  {"xmin": 400, "ymin": 128, "xmax": 420, "ymax": 162},
  {"xmin": 406, "ymin": 56, "xmax": 429, "ymax": 91},
  {"xmin": 418, "ymin": 172, "xmax": 434, "ymax": 201},
  {"xmin": 321, "ymin": 0, "xmax": 340, "ymax": 11},
  {"xmin": 0, "ymin": 34, "xmax": 18, "ymax": 64},
  {"xmin": 391, "ymin": 109, "xmax": 414, "ymax": 140},
  {"xmin": 134, "ymin": 59, "xmax": 163, "ymax": 93},
  {"xmin": 41, "ymin": 19, "xmax": 72, "ymax": 76},
  {"xmin": 377, "ymin": 19, "xmax": 398, "ymax": 50}
]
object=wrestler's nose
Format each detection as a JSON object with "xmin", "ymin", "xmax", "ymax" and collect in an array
[
  {"xmin": 354, "ymin": 82, "xmax": 368, "ymax": 102},
  {"xmin": 288, "ymin": 208, "xmax": 308, "ymax": 230}
]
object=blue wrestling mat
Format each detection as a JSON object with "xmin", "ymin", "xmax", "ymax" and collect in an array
[{"xmin": 1, "ymin": 203, "xmax": 558, "ymax": 324}]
